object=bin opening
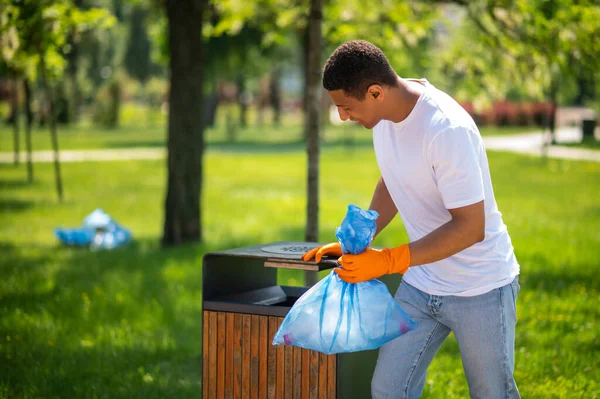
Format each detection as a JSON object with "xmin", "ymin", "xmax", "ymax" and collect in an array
[
  {"xmin": 269, "ymin": 296, "xmax": 300, "ymax": 307},
  {"xmin": 208, "ymin": 285, "xmax": 307, "ymax": 308}
]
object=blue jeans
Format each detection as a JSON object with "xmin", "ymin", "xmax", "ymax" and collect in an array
[{"xmin": 372, "ymin": 277, "xmax": 520, "ymax": 399}]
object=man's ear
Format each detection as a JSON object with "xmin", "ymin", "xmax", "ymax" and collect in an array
[{"xmin": 368, "ymin": 85, "xmax": 384, "ymax": 102}]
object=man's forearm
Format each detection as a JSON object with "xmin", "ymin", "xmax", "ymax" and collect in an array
[
  {"xmin": 408, "ymin": 201, "xmax": 485, "ymax": 266},
  {"xmin": 369, "ymin": 176, "xmax": 398, "ymax": 238}
]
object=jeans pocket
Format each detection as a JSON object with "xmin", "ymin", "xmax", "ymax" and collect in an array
[
  {"xmin": 510, "ymin": 276, "xmax": 520, "ymax": 302},
  {"xmin": 509, "ymin": 277, "xmax": 520, "ymax": 322}
]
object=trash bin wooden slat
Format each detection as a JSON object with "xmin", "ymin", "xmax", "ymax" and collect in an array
[
  {"xmin": 242, "ymin": 314, "xmax": 251, "ymax": 398},
  {"xmin": 251, "ymin": 315, "xmax": 259, "ymax": 399},
  {"xmin": 319, "ymin": 352, "xmax": 328, "ymax": 397},
  {"xmin": 209, "ymin": 311, "xmax": 217, "ymax": 399},
  {"xmin": 302, "ymin": 349, "xmax": 310, "ymax": 398},
  {"xmin": 259, "ymin": 316, "xmax": 268, "ymax": 398},
  {"xmin": 327, "ymin": 355, "xmax": 336, "ymax": 398},
  {"xmin": 203, "ymin": 311, "xmax": 209, "ymax": 399},
  {"xmin": 225, "ymin": 313, "xmax": 234, "ymax": 398},
  {"xmin": 217, "ymin": 312, "xmax": 226, "ymax": 398},
  {"xmin": 267, "ymin": 317, "xmax": 278, "ymax": 399},
  {"xmin": 276, "ymin": 318, "xmax": 285, "ymax": 396},
  {"xmin": 293, "ymin": 346, "xmax": 302, "ymax": 399},
  {"xmin": 309, "ymin": 350, "xmax": 319, "ymax": 399},
  {"xmin": 233, "ymin": 313, "xmax": 242, "ymax": 398}
]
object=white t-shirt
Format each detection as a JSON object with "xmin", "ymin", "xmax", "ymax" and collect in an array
[{"xmin": 373, "ymin": 79, "xmax": 520, "ymax": 297}]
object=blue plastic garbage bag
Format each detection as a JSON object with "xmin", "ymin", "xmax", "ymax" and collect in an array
[
  {"xmin": 54, "ymin": 227, "xmax": 95, "ymax": 247},
  {"xmin": 273, "ymin": 204, "xmax": 418, "ymax": 354},
  {"xmin": 54, "ymin": 208, "xmax": 132, "ymax": 250}
]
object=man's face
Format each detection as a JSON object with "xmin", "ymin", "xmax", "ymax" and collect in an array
[{"xmin": 328, "ymin": 88, "xmax": 382, "ymax": 129}]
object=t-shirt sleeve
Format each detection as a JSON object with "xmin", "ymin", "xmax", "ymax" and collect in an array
[{"xmin": 427, "ymin": 126, "xmax": 485, "ymax": 209}]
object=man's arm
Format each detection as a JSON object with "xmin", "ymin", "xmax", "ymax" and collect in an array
[
  {"xmin": 408, "ymin": 200, "xmax": 485, "ymax": 266},
  {"xmin": 335, "ymin": 200, "xmax": 485, "ymax": 283},
  {"xmin": 369, "ymin": 176, "xmax": 398, "ymax": 239}
]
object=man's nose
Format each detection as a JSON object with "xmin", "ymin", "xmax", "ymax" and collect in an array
[{"xmin": 338, "ymin": 107, "xmax": 349, "ymax": 121}]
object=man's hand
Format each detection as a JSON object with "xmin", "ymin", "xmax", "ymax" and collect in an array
[
  {"xmin": 302, "ymin": 242, "xmax": 343, "ymax": 263},
  {"xmin": 335, "ymin": 245, "xmax": 411, "ymax": 283}
]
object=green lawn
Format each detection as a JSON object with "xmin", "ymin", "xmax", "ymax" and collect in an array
[
  {"xmin": 1, "ymin": 145, "xmax": 599, "ymax": 397},
  {"xmin": 0, "ymin": 103, "xmax": 540, "ymax": 153},
  {"xmin": 562, "ymin": 136, "xmax": 600, "ymax": 150}
]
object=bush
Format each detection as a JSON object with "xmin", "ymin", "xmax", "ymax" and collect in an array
[{"xmin": 460, "ymin": 100, "xmax": 553, "ymax": 127}]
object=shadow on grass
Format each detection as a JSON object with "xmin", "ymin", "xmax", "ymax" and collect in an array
[
  {"xmin": 518, "ymin": 252, "xmax": 600, "ymax": 293},
  {"xmin": 0, "ymin": 178, "xmax": 38, "ymax": 190},
  {"xmin": 105, "ymin": 140, "xmax": 167, "ymax": 149},
  {"xmin": 208, "ymin": 138, "xmax": 373, "ymax": 153},
  {"xmin": 0, "ymin": 198, "xmax": 36, "ymax": 213},
  {"xmin": 0, "ymin": 228, "xmax": 320, "ymax": 398},
  {"xmin": 0, "ymin": 237, "xmax": 257, "ymax": 398}
]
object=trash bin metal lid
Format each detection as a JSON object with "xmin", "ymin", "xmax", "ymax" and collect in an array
[
  {"xmin": 260, "ymin": 243, "xmax": 316, "ymax": 256},
  {"xmin": 202, "ymin": 241, "xmax": 338, "ymax": 271}
]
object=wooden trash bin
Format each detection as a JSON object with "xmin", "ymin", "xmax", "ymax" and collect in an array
[{"xmin": 201, "ymin": 241, "xmax": 403, "ymax": 398}]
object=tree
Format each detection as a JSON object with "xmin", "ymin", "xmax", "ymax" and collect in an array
[
  {"xmin": 0, "ymin": 0, "xmax": 114, "ymax": 198},
  {"xmin": 10, "ymin": 70, "xmax": 20, "ymax": 166},
  {"xmin": 203, "ymin": 3, "xmax": 284, "ymax": 132},
  {"xmin": 269, "ymin": 66, "xmax": 281, "ymax": 126},
  {"xmin": 304, "ymin": 0, "xmax": 323, "ymax": 286},
  {"xmin": 124, "ymin": 5, "xmax": 151, "ymax": 85},
  {"xmin": 23, "ymin": 78, "xmax": 34, "ymax": 182},
  {"xmin": 64, "ymin": 0, "xmax": 83, "ymax": 123},
  {"xmin": 435, "ymin": 0, "xmax": 600, "ymax": 143},
  {"xmin": 162, "ymin": 0, "xmax": 206, "ymax": 246},
  {"xmin": 124, "ymin": 3, "xmax": 152, "ymax": 123}
]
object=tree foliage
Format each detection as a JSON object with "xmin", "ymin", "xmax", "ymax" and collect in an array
[
  {"xmin": 434, "ymin": 0, "xmax": 600, "ymax": 109},
  {"xmin": 0, "ymin": 0, "xmax": 115, "ymax": 82}
]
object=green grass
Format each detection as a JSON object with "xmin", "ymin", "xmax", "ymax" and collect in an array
[
  {"xmin": 476, "ymin": 125, "xmax": 541, "ymax": 136},
  {"xmin": 0, "ymin": 104, "xmax": 540, "ymax": 153},
  {"xmin": 1, "ymin": 143, "xmax": 599, "ymax": 397},
  {"xmin": 562, "ymin": 136, "xmax": 600, "ymax": 150}
]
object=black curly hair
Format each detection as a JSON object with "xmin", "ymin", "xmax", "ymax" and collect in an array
[{"xmin": 323, "ymin": 40, "xmax": 399, "ymax": 100}]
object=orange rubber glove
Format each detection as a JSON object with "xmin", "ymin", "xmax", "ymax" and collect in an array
[
  {"xmin": 335, "ymin": 244, "xmax": 411, "ymax": 283},
  {"xmin": 302, "ymin": 242, "xmax": 343, "ymax": 263}
]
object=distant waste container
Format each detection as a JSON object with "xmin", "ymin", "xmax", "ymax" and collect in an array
[
  {"xmin": 582, "ymin": 119, "xmax": 597, "ymax": 139},
  {"xmin": 201, "ymin": 241, "xmax": 404, "ymax": 398}
]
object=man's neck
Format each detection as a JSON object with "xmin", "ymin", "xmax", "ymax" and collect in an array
[{"xmin": 383, "ymin": 77, "xmax": 425, "ymax": 124}]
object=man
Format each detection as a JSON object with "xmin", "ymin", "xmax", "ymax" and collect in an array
[{"xmin": 303, "ymin": 40, "xmax": 521, "ymax": 399}]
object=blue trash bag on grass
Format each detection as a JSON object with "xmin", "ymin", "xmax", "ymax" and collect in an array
[
  {"xmin": 272, "ymin": 204, "xmax": 418, "ymax": 354},
  {"xmin": 54, "ymin": 209, "xmax": 131, "ymax": 250}
]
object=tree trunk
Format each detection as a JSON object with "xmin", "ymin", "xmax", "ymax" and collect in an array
[
  {"xmin": 270, "ymin": 67, "xmax": 281, "ymax": 126},
  {"xmin": 23, "ymin": 78, "xmax": 34, "ymax": 183},
  {"xmin": 11, "ymin": 71, "xmax": 20, "ymax": 166},
  {"xmin": 226, "ymin": 108, "xmax": 237, "ymax": 142},
  {"xmin": 203, "ymin": 90, "xmax": 219, "ymax": 128},
  {"xmin": 162, "ymin": 0, "xmax": 206, "ymax": 246},
  {"xmin": 304, "ymin": 0, "xmax": 323, "ymax": 286},
  {"xmin": 257, "ymin": 104, "xmax": 264, "ymax": 126},
  {"xmin": 40, "ymin": 56, "xmax": 64, "ymax": 202},
  {"xmin": 67, "ymin": 1, "xmax": 81, "ymax": 124},
  {"xmin": 236, "ymin": 74, "xmax": 247, "ymax": 128},
  {"xmin": 549, "ymin": 90, "xmax": 558, "ymax": 145},
  {"xmin": 545, "ymin": 63, "xmax": 560, "ymax": 148},
  {"xmin": 301, "ymin": 26, "xmax": 310, "ymax": 139}
]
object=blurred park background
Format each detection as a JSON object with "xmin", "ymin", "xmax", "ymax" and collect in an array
[{"xmin": 0, "ymin": 0, "xmax": 599, "ymax": 398}]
